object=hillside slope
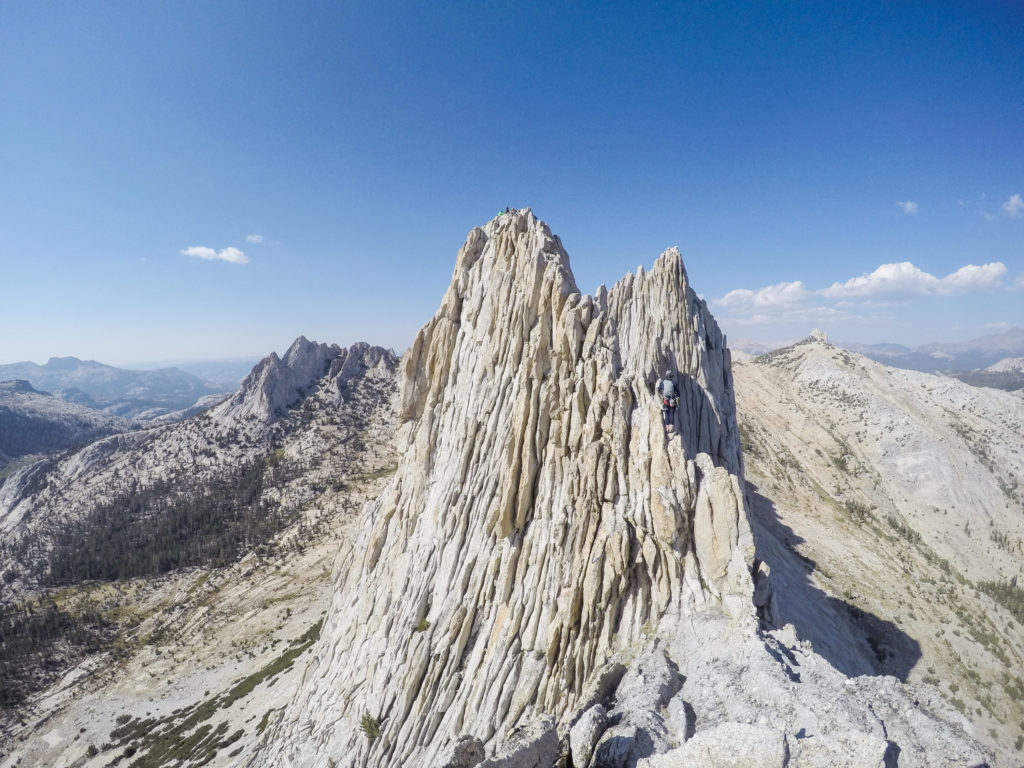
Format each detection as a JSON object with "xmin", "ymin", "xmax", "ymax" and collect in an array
[
  {"xmin": 734, "ymin": 336, "xmax": 1024, "ymax": 763},
  {"xmin": 0, "ymin": 379, "xmax": 131, "ymax": 471},
  {"xmin": 0, "ymin": 340, "xmax": 399, "ymax": 768}
]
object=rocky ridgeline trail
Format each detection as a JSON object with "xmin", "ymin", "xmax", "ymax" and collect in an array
[
  {"xmin": 734, "ymin": 337, "xmax": 1024, "ymax": 764},
  {"xmin": 252, "ymin": 212, "xmax": 991, "ymax": 768},
  {"xmin": 0, "ymin": 340, "xmax": 399, "ymax": 768}
]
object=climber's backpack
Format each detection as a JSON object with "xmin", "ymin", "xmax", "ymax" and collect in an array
[{"xmin": 660, "ymin": 379, "xmax": 678, "ymax": 408}]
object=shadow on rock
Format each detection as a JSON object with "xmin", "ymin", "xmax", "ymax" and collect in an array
[{"xmin": 746, "ymin": 482, "xmax": 921, "ymax": 682}]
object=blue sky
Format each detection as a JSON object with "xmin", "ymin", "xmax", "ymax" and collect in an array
[{"xmin": 2, "ymin": 1, "xmax": 1021, "ymax": 366}]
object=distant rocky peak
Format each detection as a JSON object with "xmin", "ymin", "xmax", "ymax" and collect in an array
[
  {"xmin": 213, "ymin": 337, "xmax": 338, "ymax": 425},
  {"xmin": 985, "ymin": 355, "xmax": 1024, "ymax": 373},
  {"xmin": 329, "ymin": 342, "xmax": 398, "ymax": 391},
  {"xmin": 43, "ymin": 355, "xmax": 109, "ymax": 371},
  {"xmin": 44, "ymin": 356, "xmax": 82, "ymax": 369},
  {"xmin": 213, "ymin": 338, "xmax": 396, "ymax": 426},
  {"xmin": 281, "ymin": 335, "xmax": 334, "ymax": 370}
]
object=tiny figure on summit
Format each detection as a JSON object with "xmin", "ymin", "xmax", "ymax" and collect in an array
[{"xmin": 656, "ymin": 370, "xmax": 679, "ymax": 434}]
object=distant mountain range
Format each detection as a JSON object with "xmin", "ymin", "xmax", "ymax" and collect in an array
[
  {"xmin": 836, "ymin": 326, "xmax": 1024, "ymax": 373},
  {"xmin": 127, "ymin": 358, "xmax": 261, "ymax": 389},
  {"xmin": 0, "ymin": 356, "xmax": 234, "ymax": 419}
]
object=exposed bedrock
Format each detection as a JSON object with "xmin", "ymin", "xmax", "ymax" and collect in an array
[{"xmin": 251, "ymin": 211, "xmax": 988, "ymax": 768}]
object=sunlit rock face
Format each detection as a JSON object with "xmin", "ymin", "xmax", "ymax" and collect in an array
[
  {"xmin": 252, "ymin": 209, "xmax": 753, "ymax": 767},
  {"xmin": 252, "ymin": 211, "xmax": 990, "ymax": 768},
  {"xmin": 211, "ymin": 336, "xmax": 389, "ymax": 426}
]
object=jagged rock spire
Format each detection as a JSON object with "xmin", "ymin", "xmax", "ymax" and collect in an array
[
  {"xmin": 253, "ymin": 209, "xmax": 754, "ymax": 767},
  {"xmin": 213, "ymin": 336, "xmax": 339, "ymax": 424}
]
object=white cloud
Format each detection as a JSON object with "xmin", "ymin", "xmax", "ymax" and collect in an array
[
  {"xmin": 1002, "ymin": 193, "xmax": 1024, "ymax": 219},
  {"xmin": 820, "ymin": 261, "xmax": 1006, "ymax": 299},
  {"xmin": 721, "ymin": 305, "xmax": 850, "ymax": 327},
  {"xmin": 181, "ymin": 245, "xmax": 250, "ymax": 264},
  {"xmin": 246, "ymin": 234, "xmax": 266, "ymax": 244},
  {"xmin": 715, "ymin": 281, "xmax": 855, "ymax": 329},
  {"xmin": 716, "ymin": 261, "xmax": 1011, "ymax": 341},
  {"xmin": 821, "ymin": 262, "xmax": 930, "ymax": 298},
  {"xmin": 717, "ymin": 280, "xmax": 810, "ymax": 310},
  {"xmin": 1015, "ymin": 273, "xmax": 1024, "ymax": 290},
  {"xmin": 896, "ymin": 200, "xmax": 918, "ymax": 214},
  {"xmin": 940, "ymin": 262, "xmax": 1007, "ymax": 292}
]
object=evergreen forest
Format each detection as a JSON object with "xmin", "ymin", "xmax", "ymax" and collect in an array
[{"xmin": 1, "ymin": 454, "xmax": 299, "ymax": 711}]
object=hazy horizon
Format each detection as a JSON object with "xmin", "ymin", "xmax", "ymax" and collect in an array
[{"xmin": 4, "ymin": 323, "xmax": 1024, "ymax": 373}]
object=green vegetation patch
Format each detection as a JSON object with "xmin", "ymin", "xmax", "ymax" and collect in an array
[
  {"xmin": 101, "ymin": 620, "xmax": 322, "ymax": 767},
  {"xmin": 42, "ymin": 460, "xmax": 296, "ymax": 585},
  {"xmin": 978, "ymin": 580, "xmax": 1024, "ymax": 625},
  {"xmin": 886, "ymin": 514, "xmax": 922, "ymax": 545},
  {"xmin": 358, "ymin": 462, "xmax": 399, "ymax": 484},
  {"xmin": 0, "ymin": 596, "xmax": 113, "ymax": 709},
  {"xmin": 843, "ymin": 499, "xmax": 873, "ymax": 523},
  {"xmin": 360, "ymin": 712, "xmax": 381, "ymax": 742}
]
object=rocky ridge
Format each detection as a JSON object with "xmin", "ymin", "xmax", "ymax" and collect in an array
[
  {"xmin": 0, "ymin": 339, "xmax": 394, "ymax": 554},
  {"xmin": 0, "ymin": 340, "xmax": 399, "ymax": 768},
  {"xmin": 253, "ymin": 211, "xmax": 990, "ymax": 767},
  {"xmin": 949, "ymin": 356, "xmax": 1024, "ymax": 393},
  {"xmin": 985, "ymin": 356, "xmax": 1024, "ymax": 374},
  {"xmin": 742, "ymin": 337, "xmax": 1023, "ymax": 583},
  {"xmin": 733, "ymin": 337, "xmax": 1024, "ymax": 763}
]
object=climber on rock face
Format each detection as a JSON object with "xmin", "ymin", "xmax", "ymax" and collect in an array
[{"xmin": 656, "ymin": 370, "xmax": 679, "ymax": 434}]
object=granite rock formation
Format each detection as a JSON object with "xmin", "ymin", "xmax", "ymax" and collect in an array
[
  {"xmin": 253, "ymin": 209, "xmax": 751, "ymax": 766},
  {"xmin": 252, "ymin": 212, "xmax": 990, "ymax": 767}
]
